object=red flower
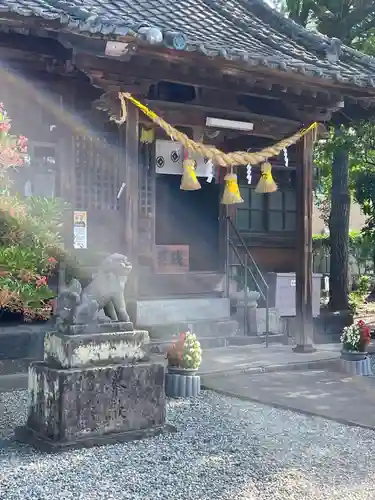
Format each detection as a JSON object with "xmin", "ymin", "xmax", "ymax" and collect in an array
[
  {"xmin": 358, "ymin": 321, "xmax": 371, "ymax": 344},
  {"xmin": 0, "ymin": 122, "xmax": 10, "ymax": 132},
  {"xmin": 17, "ymin": 135, "xmax": 28, "ymax": 146},
  {"xmin": 36, "ymin": 276, "xmax": 48, "ymax": 287}
]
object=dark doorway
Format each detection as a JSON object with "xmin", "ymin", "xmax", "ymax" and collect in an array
[{"xmin": 155, "ymin": 175, "xmax": 221, "ymax": 271}]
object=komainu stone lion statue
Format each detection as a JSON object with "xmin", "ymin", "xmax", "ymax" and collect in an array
[{"xmin": 75, "ymin": 253, "xmax": 132, "ymax": 323}]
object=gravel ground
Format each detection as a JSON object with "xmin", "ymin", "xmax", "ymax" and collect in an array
[
  {"xmin": 0, "ymin": 390, "xmax": 375, "ymax": 500},
  {"xmin": 369, "ymin": 355, "xmax": 375, "ymax": 374}
]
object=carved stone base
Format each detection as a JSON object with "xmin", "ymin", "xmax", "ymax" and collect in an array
[
  {"xmin": 17, "ymin": 361, "xmax": 167, "ymax": 451},
  {"xmin": 44, "ymin": 329, "xmax": 149, "ymax": 368}
]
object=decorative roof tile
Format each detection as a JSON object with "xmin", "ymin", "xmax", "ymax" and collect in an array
[{"xmin": 1, "ymin": 0, "xmax": 375, "ymax": 89}]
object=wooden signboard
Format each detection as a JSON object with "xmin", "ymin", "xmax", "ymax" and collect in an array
[{"xmin": 154, "ymin": 245, "xmax": 189, "ymax": 274}]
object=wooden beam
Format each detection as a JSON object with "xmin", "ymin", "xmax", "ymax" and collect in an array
[
  {"xmin": 293, "ymin": 131, "xmax": 316, "ymax": 353},
  {"xmin": 146, "ymin": 99, "xmax": 300, "ymax": 139},
  {"xmin": 123, "ymin": 102, "xmax": 140, "ymax": 299},
  {"xmin": 138, "ymin": 46, "xmax": 375, "ymax": 101},
  {"xmin": 73, "ymin": 52, "xmax": 342, "ymax": 109},
  {"xmin": 94, "ymin": 92, "xmax": 301, "ymax": 139},
  {"xmin": 0, "ymin": 31, "xmax": 69, "ymax": 57}
]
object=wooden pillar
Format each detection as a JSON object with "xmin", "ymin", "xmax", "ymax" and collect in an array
[
  {"xmin": 124, "ymin": 102, "xmax": 139, "ymax": 298},
  {"xmin": 293, "ymin": 130, "xmax": 316, "ymax": 353}
]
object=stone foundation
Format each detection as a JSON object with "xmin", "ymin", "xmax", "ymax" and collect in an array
[{"xmin": 16, "ymin": 361, "xmax": 169, "ymax": 451}]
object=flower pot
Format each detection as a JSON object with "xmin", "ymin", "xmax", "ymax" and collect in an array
[
  {"xmin": 165, "ymin": 371, "xmax": 201, "ymax": 398},
  {"xmin": 165, "ymin": 365, "xmax": 201, "ymax": 398},
  {"xmin": 359, "ymin": 341, "xmax": 370, "ymax": 353},
  {"xmin": 340, "ymin": 350, "xmax": 368, "ymax": 361},
  {"xmin": 340, "ymin": 357, "xmax": 372, "ymax": 376}
]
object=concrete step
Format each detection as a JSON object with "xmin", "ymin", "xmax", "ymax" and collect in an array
[
  {"xmin": 226, "ymin": 334, "xmax": 286, "ymax": 346},
  {"xmin": 0, "ymin": 373, "xmax": 28, "ymax": 393},
  {"xmin": 0, "ymin": 324, "xmax": 47, "ymax": 391},
  {"xmin": 138, "ymin": 271, "xmax": 224, "ymax": 297},
  {"xmin": 147, "ymin": 318, "xmax": 239, "ymax": 340},
  {"xmin": 135, "ymin": 297, "xmax": 231, "ymax": 326},
  {"xmin": 0, "ymin": 357, "xmax": 33, "ymax": 376},
  {"xmin": 149, "ymin": 332, "xmax": 286, "ymax": 353},
  {"xmin": 0, "ymin": 323, "xmax": 47, "ymax": 361}
]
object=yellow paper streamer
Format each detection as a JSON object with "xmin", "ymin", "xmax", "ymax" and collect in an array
[
  {"xmin": 118, "ymin": 92, "xmax": 318, "ymax": 168},
  {"xmin": 180, "ymin": 157, "xmax": 201, "ymax": 191},
  {"xmin": 221, "ymin": 172, "xmax": 243, "ymax": 205},
  {"xmin": 255, "ymin": 162, "xmax": 278, "ymax": 193}
]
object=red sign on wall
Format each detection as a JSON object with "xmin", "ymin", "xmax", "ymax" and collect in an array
[{"xmin": 154, "ymin": 245, "xmax": 189, "ymax": 274}]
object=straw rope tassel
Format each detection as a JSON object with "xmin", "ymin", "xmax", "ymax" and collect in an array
[
  {"xmin": 119, "ymin": 92, "xmax": 318, "ymax": 168},
  {"xmin": 140, "ymin": 127, "xmax": 155, "ymax": 144},
  {"xmin": 221, "ymin": 171, "xmax": 243, "ymax": 205},
  {"xmin": 255, "ymin": 162, "xmax": 277, "ymax": 193},
  {"xmin": 115, "ymin": 92, "xmax": 127, "ymax": 125},
  {"xmin": 180, "ymin": 150, "xmax": 201, "ymax": 190}
]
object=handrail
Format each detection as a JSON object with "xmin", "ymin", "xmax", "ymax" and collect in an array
[
  {"xmin": 226, "ymin": 216, "xmax": 269, "ymax": 291},
  {"xmin": 228, "ymin": 237, "xmax": 266, "ymax": 301},
  {"xmin": 225, "ymin": 216, "xmax": 269, "ymax": 347}
]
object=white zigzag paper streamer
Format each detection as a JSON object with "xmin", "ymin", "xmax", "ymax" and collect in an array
[
  {"xmin": 246, "ymin": 164, "xmax": 252, "ymax": 184},
  {"xmin": 283, "ymin": 147, "xmax": 289, "ymax": 167},
  {"xmin": 205, "ymin": 159, "xmax": 214, "ymax": 183}
]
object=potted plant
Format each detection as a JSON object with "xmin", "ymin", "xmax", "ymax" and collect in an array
[
  {"xmin": 166, "ymin": 331, "xmax": 202, "ymax": 375},
  {"xmin": 340, "ymin": 319, "xmax": 371, "ymax": 361},
  {"xmin": 165, "ymin": 332, "xmax": 202, "ymax": 398}
]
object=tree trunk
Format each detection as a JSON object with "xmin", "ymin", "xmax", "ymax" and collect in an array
[{"xmin": 329, "ymin": 127, "xmax": 350, "ymax": 311}]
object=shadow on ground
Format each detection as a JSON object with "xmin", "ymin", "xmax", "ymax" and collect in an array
[{"xmin": 203, "ymin": 369, "xmax": 375, "ymax": 430}]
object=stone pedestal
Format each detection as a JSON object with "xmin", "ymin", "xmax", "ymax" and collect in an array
[
  {"xmin": 248, "ymin": 308, "xmax": 281, "ymax": 335},
  {"xmin": 16, "ymin": 325, "xmax": 173, "ymax": 451},
  {"xmin": 44, "ymin": 328, "xmax": 150, "ymax": 368}
]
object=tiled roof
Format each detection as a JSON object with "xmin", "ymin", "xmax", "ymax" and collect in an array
[{"xmin": 1, "ymin": 0, "xmax": 375, "ymax": 89}]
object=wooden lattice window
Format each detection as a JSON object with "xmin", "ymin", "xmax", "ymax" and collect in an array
[
  {"xmin": 74, "ymin": 134, "xmax": 121, "ymax": 211},
  {"xmin": 138, "ymin": 143, "xmax": 154, "ymax": 217}
]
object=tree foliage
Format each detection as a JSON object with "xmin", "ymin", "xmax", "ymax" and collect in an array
[
  {"xmin": 283, "ymin": 0, "xmax": 375, "ymax": 44},
  {"xmin": 280, "ymin": 0, "xmax": 375, "ymax": 310}
]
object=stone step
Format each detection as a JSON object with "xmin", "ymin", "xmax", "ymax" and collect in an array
[
  {"xmin": 135, "ymin": 297, "xmax": 231, "ymax": 326},
  {"xmin": 0, "ymin": 373, "xmax": 28, "ymax": 393},
  {"xmin": 226, "ymin": 334, "xmax": 286, "ymax": 346},
  {"xmin": 0, "ymin": 357, "xmax": 33, "ymax": 376},
  {"xmin": 147, "ymin": 318, "xmax": 239, "ymax": 341},
  {"xmin": 138, "ymin": 271, "xmax": 224, "ymax": 297},
  {"xmin": 0, "ymin": 324, "xmax": 47, "ymax": 362},
  {"xmin": 149, "ymin": 333, "xmax": 286, "ymax": 353}
]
